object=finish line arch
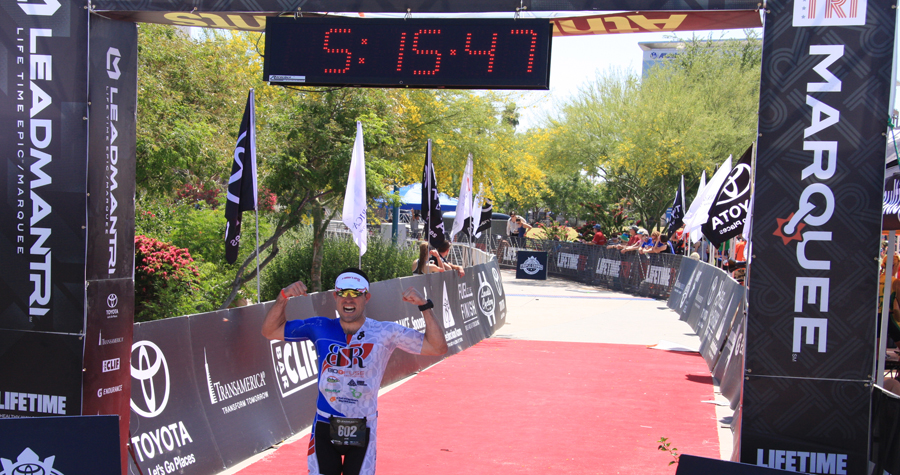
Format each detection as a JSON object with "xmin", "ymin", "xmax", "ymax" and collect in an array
[{"xmin": 0, "ymin": 0, "xmax": 894, "ymax": 473}]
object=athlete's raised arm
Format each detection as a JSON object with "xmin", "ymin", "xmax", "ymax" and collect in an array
[
  {"xmin": 261, "ymin": 280, "xmax": 308, "ymax": 340},
  {"xmin": 401, "ymin": 287, "xmax": 448, "ymax": 356}
]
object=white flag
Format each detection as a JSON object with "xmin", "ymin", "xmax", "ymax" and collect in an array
[
  {"xmin": 342, "ymin": 121, "xmax": 367, "ymax": 256},
  {"xmin": 686, "ymin": 156, "xmax": 733, "ymax": 243},
  {"xmin": 450, "ymin": 154, "xmax": 474, "ymax": 241},
  {"xmin": 471, "ymin": 183, "xmax": 484, "ymax": 238}
]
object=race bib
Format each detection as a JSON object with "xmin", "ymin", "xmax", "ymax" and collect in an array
[{"xmin": 329, "ymin": 416, "xmax": 368, "ymax": 447}]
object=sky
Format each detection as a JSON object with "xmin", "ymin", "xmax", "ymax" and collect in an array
[{"xmin": 511, "ymin": 28, "xmax": 761, "ymax": 131}]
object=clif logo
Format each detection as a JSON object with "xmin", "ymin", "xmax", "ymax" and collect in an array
[{"xmin": 0, "ymin": 448, "xmax": 64, "ymax": 475}]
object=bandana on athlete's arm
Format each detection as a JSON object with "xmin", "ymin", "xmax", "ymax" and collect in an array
[{"xmin": 335, "ymin": 272, "xmax": 370, "ymax": 292}]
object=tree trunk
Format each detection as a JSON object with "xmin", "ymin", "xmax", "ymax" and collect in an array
[{"xmin": 310, "ymin": 203, "xmax": 325, "ymax": 293}]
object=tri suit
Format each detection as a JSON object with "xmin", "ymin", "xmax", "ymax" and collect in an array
[{"xmin": 284, "ymin": 316, "xmax": 424, "ymax": 475}]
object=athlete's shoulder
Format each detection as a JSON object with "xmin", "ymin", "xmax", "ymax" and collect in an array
[{"xmin": 285, "ymin": 316, "xmax": 340, "ymax": 340}]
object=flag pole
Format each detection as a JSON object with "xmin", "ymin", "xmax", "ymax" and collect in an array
[{"xmin": 255, "ymin": 208, "xmax": 260, "ymax": 302}]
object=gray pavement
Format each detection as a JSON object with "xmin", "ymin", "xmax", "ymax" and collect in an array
[{"xmin": 494, "ymin": 268, "xmax": 734, "ymax": 460}]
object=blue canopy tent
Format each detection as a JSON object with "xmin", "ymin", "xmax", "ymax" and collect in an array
[{"xmin": 392, "ymin": 183, "xmax": 458, "ymax": 212}]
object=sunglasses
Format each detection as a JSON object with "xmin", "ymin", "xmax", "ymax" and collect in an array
[{"xmin": 335, "ymin": 288, "xmax": 367, "ymax": 298}]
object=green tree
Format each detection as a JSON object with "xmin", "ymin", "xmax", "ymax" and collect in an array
[{"xmin": 543, "ymin": 34, "xmax": 760, "ymax": 229}]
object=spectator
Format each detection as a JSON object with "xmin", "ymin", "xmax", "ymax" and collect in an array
[
  {"xmin": 433, "ymin": 240, "xmax": 465, "ymax": 277},
  {"xmin": 644, "ymin": 231, "xmax": 671, "ymax": 254},
  {"xmin": 639, "ymin": 231, "xmax": 655, "ymax": 253},
  {"xmin": 410, "ymin": 211, "xmax": 421, "ymax": 239},
  {"xmin": 517, "ymin": 217, "xmax": 533, "ymax": 242},
  {"xmin": 507, "ymin": 211, "xmax": 520, "ymax": 246},
  {"xmin": 412, "ymin": 242, "xmax": 442, "ymax": 275},
  {"xmin": 620, "ymin": 226, "xmax": 643, "ymax": 254},
  {"xmin": 591, "ymin": 224, "xmax": 607, "ymax": 246}
]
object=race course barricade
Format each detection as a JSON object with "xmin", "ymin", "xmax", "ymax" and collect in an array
[{"xmin": 128, "ymin": 256, "xmax": 506, "ymax": 475}]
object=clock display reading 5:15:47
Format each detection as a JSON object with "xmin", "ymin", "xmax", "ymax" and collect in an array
[{"xmin": 263, "ymin": 17, "xmax": 553, "ymax": 90}]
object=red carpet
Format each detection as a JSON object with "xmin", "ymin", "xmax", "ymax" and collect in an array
[{"xmin": 237, "ymin": 339, "xmax": 720, "ymax": 474}]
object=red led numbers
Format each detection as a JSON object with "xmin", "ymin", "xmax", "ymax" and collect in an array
[
  {"xmin": 511, "ymin": 29, "xmax": 538, "ymax": 73},
  {"xmin": 412, "ymin": 29, "xmax": 442, "ymax": 76},
  {"xmin": 465, "ymin": 32, "xmax": 497, "ymax": 73},
  {"xmin": 323, "ymin": 28, "xmax": 352, "ymax": 74},
  {"xmin": 396, "ymin": 32, "xmax": 407, "ymax": 72}
]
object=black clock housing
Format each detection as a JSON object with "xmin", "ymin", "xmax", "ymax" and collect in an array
[{"xmin": 263, "ymin": 17, "xmax": 552, "ymax": 90}]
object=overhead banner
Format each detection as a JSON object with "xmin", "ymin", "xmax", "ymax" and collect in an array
[
  {"xmin": 98, "ymin": 9, "xmax": 762, "ymax": 35},
  {"xmin": 92, "ymin": 0, "xmax": 760, "ymax": 14},
  {"xmin": 551, "ymin": 10, "xmax": 762, "ymax": 36},
  {"xmin": 743, "ymin": 0, "xmax": 895, "ymax": 469}
]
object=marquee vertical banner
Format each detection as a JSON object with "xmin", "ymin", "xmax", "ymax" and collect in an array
[
  {"xmin": 83, "ymin": 14, "xmax": 137, "ymax": 475},
  {"xmin": 0, "ymin": 0, "xmax": 89, "ymax": 415},
  {"xmin": 744, "ymin": 0, "xmax": 895, "ymax": 472}
]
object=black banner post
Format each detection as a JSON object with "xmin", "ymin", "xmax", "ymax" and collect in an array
[{"xmin": 743, "ymin": 0, "xmax": 895, "ymax": 471}]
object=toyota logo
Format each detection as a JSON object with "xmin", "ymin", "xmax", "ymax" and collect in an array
[
  {"xmin": 107, "ymin": 294, "xmax": 118, "ymax": 308},
  {"xmin": 130, "ymin": 340, "xmax": 170, "ymax": 418}
]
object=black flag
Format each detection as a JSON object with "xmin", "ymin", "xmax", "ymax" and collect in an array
[
  {"xmin": 422, "ymin": 140, "xmax": 446, "ymax": 248},
  {"xmin": 666, "ymin": 175, "xmax": 685, "ymax": 236},
  {"xmin": 224, "ymin": 90, "xmax": 258, "ymax": 264},
  {"xmin": 476, "ymin": 197, "xmax": 492, "ymax": 237},
  {"xmin": 701, "ymin": 145, "xmax": 752, "ymax": 247}
]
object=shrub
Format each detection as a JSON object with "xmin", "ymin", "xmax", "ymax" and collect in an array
[
  {"xmin": 134, "ymin": 235, "xmax": 202, "ymax": 322},
  {"xmin": 262, "ymin": 228, "xmax": 418, "ymax": 301}
]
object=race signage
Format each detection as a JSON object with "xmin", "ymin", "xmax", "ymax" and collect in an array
[
  {"xmin": 743, "ymin": 0, "xmax": 895, "ymax": 470},
  {"xmin": 516, "ymin": 251, "xmax": 548, "ymax": 280}
]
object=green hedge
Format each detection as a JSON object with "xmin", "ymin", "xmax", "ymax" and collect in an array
[{"xmin": 261, "ymin": 228, "xmax": 418, "ymax": 301}]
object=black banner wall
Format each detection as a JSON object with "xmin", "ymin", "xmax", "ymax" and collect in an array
[
  {"xmin": 129, "ymin": 317, "xmax": 225, "ymax": 475},
  {"xmin": 744, "ymin": 0, "xmax": 896, "ymax": 469},
  {"xmin": 0, "ymin": 7, "xmax": 88, "ymax": 418},
  {"xmin": 129, "ymin": 259, "xmax": 506, "ymax": 475},
  {"xmin": 0, "ymin": 0, "xmax": 88, "ymax": 335},
  {"xmin": 0, "ymin": 415, "xmax": 121, "ymax": 475},
  {"xmin": 83, "ymin": 15, "xmax": 138, "ymax": 473}
]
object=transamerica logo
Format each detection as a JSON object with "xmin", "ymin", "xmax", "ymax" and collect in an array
[
  {"xmin": 0, "ymin": 448, "xmax": 63, "ymax": 475},
  {"xmin": 444, "ymin": 282, "xmax": 456, "ymax": 328},
  {"xmin": 204, "ymin": 349, "xmax": 266, "ymax": 405},
  {"xmin": 771, "ymin": 45, "xmax": 844, "ymax": 357}
]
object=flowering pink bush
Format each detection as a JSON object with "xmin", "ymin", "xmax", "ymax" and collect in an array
[
  {"xmin": 176, "ymin": 182, "xmax": 220, "ymax": 208},
  {"xmin": 134, "ymin": 235, "xmax": 200, "ymax": 321}
]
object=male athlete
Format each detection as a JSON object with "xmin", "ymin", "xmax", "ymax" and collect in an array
[{"xmin": 261, "ymin": 268, "xmax": 448, "ymax": 475}]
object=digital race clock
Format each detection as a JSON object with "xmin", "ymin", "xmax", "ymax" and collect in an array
[{"xmin": 263, "ymin": 17, "xmax": 552, "ymax": 90}]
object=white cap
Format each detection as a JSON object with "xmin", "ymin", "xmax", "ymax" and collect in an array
[{"xmin": 335, "ymin": 272, "xmax": 369, "ymax": 291}]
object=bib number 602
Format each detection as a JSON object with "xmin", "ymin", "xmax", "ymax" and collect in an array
[{"xmin": 338, "ymin": 425, "xmax": 358, "ymax": 437}]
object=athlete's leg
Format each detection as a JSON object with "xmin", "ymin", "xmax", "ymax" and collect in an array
[
  {"xmin": 311, "ymin": 421, "xmax": 344, "ymax": 475},
  {"xmin": 343, "ymin": 417, "xmax": 378, "ymax": 475}
]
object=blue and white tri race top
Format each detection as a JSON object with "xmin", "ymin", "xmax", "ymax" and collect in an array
[{"xmin": 284, "ymin": 317, "xmax": 424, "ymax": 422}]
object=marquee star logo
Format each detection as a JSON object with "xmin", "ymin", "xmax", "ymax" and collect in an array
[{"xmin": 774, "ymin": 213, "xmax": 806, "ymax": 245}]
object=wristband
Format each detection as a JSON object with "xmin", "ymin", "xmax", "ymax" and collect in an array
[
  {"xmin": 281, "ymin": 289, "xmax": 289, "ymax": 300},
  {"xmin": 418, "ymin": 299, "xmax": 434, "ymax": 311}
]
